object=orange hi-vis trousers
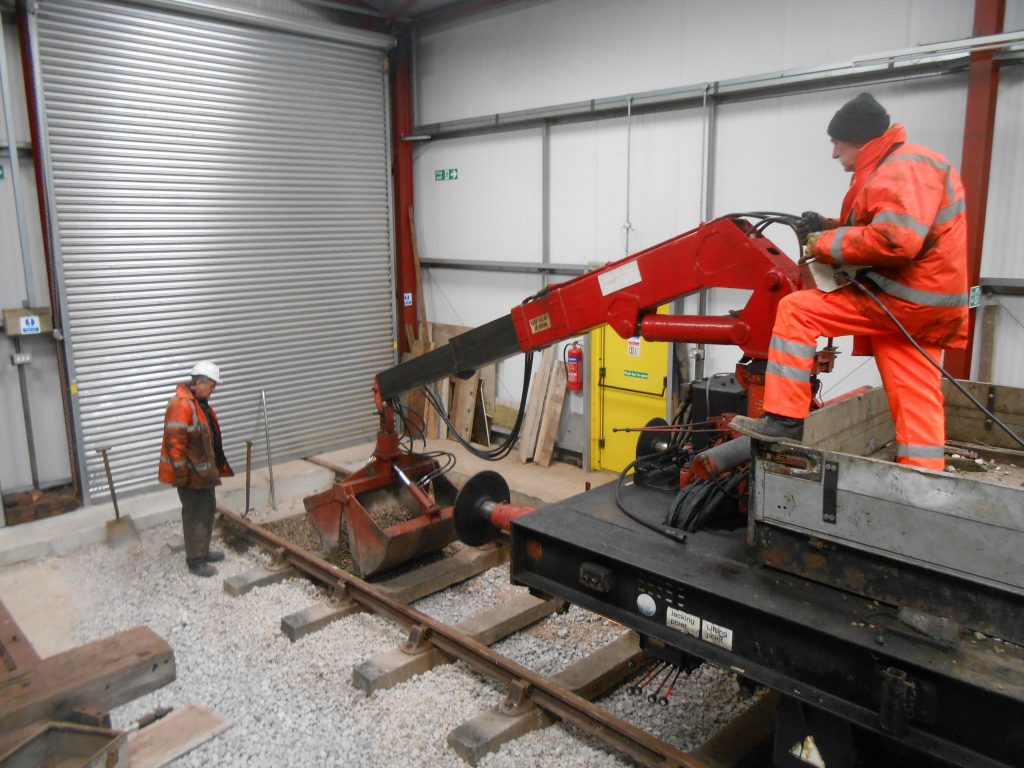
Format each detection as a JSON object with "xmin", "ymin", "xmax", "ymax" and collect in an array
[{"xmin": 764, "ymin": 287, "xmax": 946, "ymax": 470}]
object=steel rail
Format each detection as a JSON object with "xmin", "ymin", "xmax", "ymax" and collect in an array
[{"xmin": 217, "ymin": 505, "xmax": 710, "ymax": 768}]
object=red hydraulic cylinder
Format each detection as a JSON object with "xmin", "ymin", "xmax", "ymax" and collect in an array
[{"xmin": 639, "ymin": 315, "xmax": 750, "ymax": 347}]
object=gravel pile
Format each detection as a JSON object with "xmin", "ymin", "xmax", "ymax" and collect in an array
[{"xmin": 50, "ymin": 506, "xmax": 753, "ymax": 767}]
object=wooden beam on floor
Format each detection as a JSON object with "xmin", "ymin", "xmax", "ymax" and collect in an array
[
  {"xmin": 0, "ymin": 597, "xmax": 40, "ymax": 673},
  {"xmin": 128, "ymin": 703, "xmax": 231, "ymax": 768},
  {"xmin": 0, "ymin": 626, "xmax": 175, "ymax": 737}
]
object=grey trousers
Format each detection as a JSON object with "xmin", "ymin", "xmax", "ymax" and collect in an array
[{"xmin": 177, "ymin": 486, "xmax": 216, "ymax": 565}]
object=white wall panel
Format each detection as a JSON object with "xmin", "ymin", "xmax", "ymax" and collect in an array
[
  {"xmin": 413, "ymin": 130, "xmax": 542, "ymax": 263},
  {"xmin": 550, "ymin": 110, "xmax": 704, "ymax": 267},
  {"xmin": 422, "ymin": 267, "xmax": 541, "ymax": 405},
  {"xmin": 415, "ymin": 0, "xmax": 975, "ymax": 124},
  {"xmin": 981, "ymin": 67, "xmax": 1024, "ymax": 280}
]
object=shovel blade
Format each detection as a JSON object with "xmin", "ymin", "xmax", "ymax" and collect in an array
[{"xmin": 106, "ymin": 516, "xmax": 141, "ymax": 549}]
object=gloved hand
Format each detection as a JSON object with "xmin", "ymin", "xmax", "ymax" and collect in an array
[
  {"xmin": 793, "ymin": 211, "xmax": 828, "ymax": 245},
  {"xmin": 804, "ymin": 232, "xmax": 841, "ymax": 266},
  {"xmin": 173, "ymin": 469, "xmax": 190, "ymax": 487}
]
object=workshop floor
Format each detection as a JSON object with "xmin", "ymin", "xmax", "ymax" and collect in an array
[{"xmin": 0, "ymin": 438, "xmax": 615, "ymax": 659}]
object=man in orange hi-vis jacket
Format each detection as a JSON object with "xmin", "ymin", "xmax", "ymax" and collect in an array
[
  {"xmin": 159, "ymin": 361, "xmax": 234, "ymax": 576},
  {"xmin": 732, "ymin": 93, "xmax": 968, "ymax": 470}
]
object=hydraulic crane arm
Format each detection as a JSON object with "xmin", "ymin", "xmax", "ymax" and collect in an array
[{"xmin": 376, "ymin": 216, "xmax": 801, "ymax": 405}]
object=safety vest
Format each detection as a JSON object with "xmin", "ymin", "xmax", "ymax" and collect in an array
[
  {"xmin": 813, "ymin": 124, "xmax": 969, "ymax": 348},
  {"xmin": 158, "ymin": 382, "xmax": 234, "ymax": 488}
]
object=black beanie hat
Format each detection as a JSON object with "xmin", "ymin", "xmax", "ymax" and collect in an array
[{"xmin": 827, "ymin": 93, "xmax": 890, "ymax": 143}]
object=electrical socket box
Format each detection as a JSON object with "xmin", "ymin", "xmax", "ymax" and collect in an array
[
  {"xmin": 3, "ymin": 307, "xmax": 53, "ymax": 337},
  {"xmin": 11, "ymin": 352, "xmax": 31, "ymax": 365}
]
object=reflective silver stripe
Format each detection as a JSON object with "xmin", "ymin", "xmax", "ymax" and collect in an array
[
  {"xmin": 766, "ymin": 361, "xmax": 811, "ymax": 383},
  {"xmin": 164, "ymin": 421, "xmax": 190, "ymax": 430},
  {"xmin": 831, "ymin": 227, "xmax": 849, "ymax": 264},
  {"xmin": 770, "ymin": 336, "xmax": 816, "ymax": 359},
  {"xmin": 897, "ymin": 444, "xmax": 946, "ymax": 459},
  {"xmin": 945, "ymin": 168, "xmax": 957, "ymax": 205},
  {"xmin": 864, "ymin": 271, "xmax": 969, "ymax": 307},
  {"xmin": 933, "ymin": 198, "xmax": 965, "ymax": 225},
  {"xmin": 160, "ymin": 456, "xmax": 187, "ymax": 468},
  {"xmin": 881, "ymin": 152, "xmax": 949, "ymax": 173},
  {"xmin": 185, "ymin": 400, "xmax": 208, "ymax": 433},
  {"xmin": 192, "ymin": 461, "xmax": 214, "ymax": 470},
  {"xmin": 872, "ymin": 210, "xmax": 930, "ymax": 237}
]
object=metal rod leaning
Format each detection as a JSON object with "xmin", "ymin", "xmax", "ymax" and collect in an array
[{"xmin": 260, "ymin": 389, "xmax": 277, "ymax": 510}]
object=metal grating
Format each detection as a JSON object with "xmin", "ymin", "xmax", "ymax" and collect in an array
[{"xmin": 35, "ymin": 0, "xmax": 396, "ymax": 498}]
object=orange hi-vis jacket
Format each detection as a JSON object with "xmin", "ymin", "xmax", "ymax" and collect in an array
[
  {"xmin": 808, "ymin": 124, "xmax": 969, "ymax": 349},
  {"xmin": 158, "ymin": 382, "xmax": 234, "ymax": 488}
]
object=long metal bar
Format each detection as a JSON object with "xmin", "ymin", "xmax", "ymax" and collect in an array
[
  {"xmin": 421, "ymin": 257, "xmax": 586, "ymax": 276},
  {"xmin": 0, "ymin": 11, "xmax": 38, "ymax": 307},
  {"xmin": 12, "ymin": 338, "xmax": 39, "ymax": 489},
  {"xmin": 217, "ymin": 506, "xmax": 707, "ymax": 768},
  {"xmin": 410, "ymin": 34, "xmax": 1024, "ymax": 141},
  {"xmin": 260, "ymin": 389, "xmax": 277, "ymax": 510}
]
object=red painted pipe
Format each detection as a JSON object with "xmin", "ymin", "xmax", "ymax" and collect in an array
[
  {"xmin": 390, "ymin": 32, "xmax": 417, "ymax": 351},
  {"xmin": 945, "ymin": 0, "xmax": 1004, "ymax": 378},
  {"xmin": 639, "ymin": 315, "xmax": 749, "ymax": 346}
]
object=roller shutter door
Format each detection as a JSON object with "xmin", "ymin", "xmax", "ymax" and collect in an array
[{"xmin": 34, "ymin": 0, "xmax": 395, "ymax": 497}]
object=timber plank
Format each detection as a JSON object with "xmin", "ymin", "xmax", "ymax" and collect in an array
[
  {"xmin": 128, "ymin": 704, "xmax": 231, "ymax": 768},
  {"xmin": 352, "ymin": 592, "xmax": 559, "ymax": 694},
  {"xmin": 378, "ymin": 543, "xmax": 508, "ymax": 604},
  {"xmin": 451, "ymin": 373, "xmax": 481, "ymax": 441},
  {"xmin": 0, "ymin": 597, "xmax": 40, "ymax": 673},
  {"xmin": 280, "ymin": 545, "xmax": 506, "ymax": 643},
  {"xmin": 447, "ymin": 631, "xmax": 644, "ymax": 764},
  {"xmin": 533, "ymin": 361, "xmax": 567, "ymax": 467},
  {"xmin": 517, "ymin": 347, "xmax": 557, "ymax": 463},
  {"xmin": 223, "ymin": 564, "xmax": 299, "ymax": 597},
  {"xmin": 0, "ymin": 626, "xmax": 175, "ymax": 737}
]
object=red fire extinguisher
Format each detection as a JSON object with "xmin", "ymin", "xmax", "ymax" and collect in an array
[{"xmin": 564, "ymin": 342, "xmax": 583, "ymax": 392}]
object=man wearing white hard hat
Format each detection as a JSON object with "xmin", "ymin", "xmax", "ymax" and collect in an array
[{"xmin": 158, "ymin": 361, "xmax": 234, "ymax": 577}]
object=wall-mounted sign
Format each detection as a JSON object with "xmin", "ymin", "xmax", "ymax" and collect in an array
[{"xmin": 434, "ymin": 168, "xmax": 458, "ymax": 181}]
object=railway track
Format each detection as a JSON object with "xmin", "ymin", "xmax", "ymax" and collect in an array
[{"xmin": 216, "ymin": 504, "xmax": 776, "ymax": 767}]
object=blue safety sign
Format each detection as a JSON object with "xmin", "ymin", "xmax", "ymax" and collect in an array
[{"xmin": 19, "ymin": 315, "xmax": 41, "ymax": 335}]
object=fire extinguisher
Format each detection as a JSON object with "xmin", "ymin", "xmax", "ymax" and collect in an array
[{"xmin": 564, "ymin": 342, "xmax": 583, "ymax": 392}]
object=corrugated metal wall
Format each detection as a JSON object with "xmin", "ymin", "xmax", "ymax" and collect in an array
[
  {"xmin": 412, "ymin": 0, "xmax": 1024, "ymax": 418},
  {"xmin": 34, "ymin": 0, "xmax": 396, "ymax": 497}
]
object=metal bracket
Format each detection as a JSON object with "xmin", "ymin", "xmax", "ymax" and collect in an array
[
  {"xmin": 267, "ymin": 546, "xmax": 291, "ymax": 571},
  {"xmin": 328, "ymin": 581, "xmax": 355, "ymax": 608},
  {"xmin": 878, "ymin": 667, "xmax": 916, "ymax": 735},
  {"xmin": 499, "ymin": 678, "xmax": 534, "ymax": 716},
  {"xmin": 822, "ymin": 461, "xmax": 839, "ymax": 524},
  {"xmin": 985, "ymin": 385, "xmax": 996, "ymax": 431},
  {"xmin": 401, "ymin": 624, "xmax": 433, "ymax": 656}
]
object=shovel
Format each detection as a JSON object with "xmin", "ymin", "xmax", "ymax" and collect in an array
[{"xmin": 97, "ymin": 447, "xmax": 140, "ymax": 548}]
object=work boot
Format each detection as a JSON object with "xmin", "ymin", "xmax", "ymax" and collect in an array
[
  {"xmin": 730, "ymin": 413, "xmax": 805, "ymax": 441},
  {"xmin": 186, "ymin": 559, "xmax": 218, "ymax": 578},
  {"xmin": 205, "ymin": 550, "xmax": 226, "ymax": 563}
]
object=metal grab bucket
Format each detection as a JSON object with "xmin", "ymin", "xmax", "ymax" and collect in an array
[{"xmin": 304, "ymin": 452, "xmax": 458, "ymax": 577}]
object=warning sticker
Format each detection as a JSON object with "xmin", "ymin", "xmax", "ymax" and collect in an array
[
  {"xmin": 627, "ymin": 337, "xmax": 641, "ymax": 357},
  {"xmin": 701, "ymin": 620, "xmax": 734, "ymax": 651},
  {"xmin": 666, "ymin": 607, "xmax": 700, "ymax": 637},
  {"xmin": 529, "ymin": 313, "xmax": 552, "ymax": 334},
  {"xmin": 597, "ymin": 261, "xmax": 642, "ymax": 296}
]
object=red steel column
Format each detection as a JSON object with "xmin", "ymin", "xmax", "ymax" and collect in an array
[
  {"xmin": 390, "ymin": 31, "xmax": 417, "ymax": 352},
  {"xmin": 945, "ymin": 0, "xmax": 1004, "ymax": 378}
]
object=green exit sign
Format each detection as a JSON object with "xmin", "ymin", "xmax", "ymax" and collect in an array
[
  {"xmin": 0, "ymin": 166, "xmax": 4, "ymax": 180},
  {"xmin": 434, "ymin": 168, "xmax": 458, "ymax": 181}
]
